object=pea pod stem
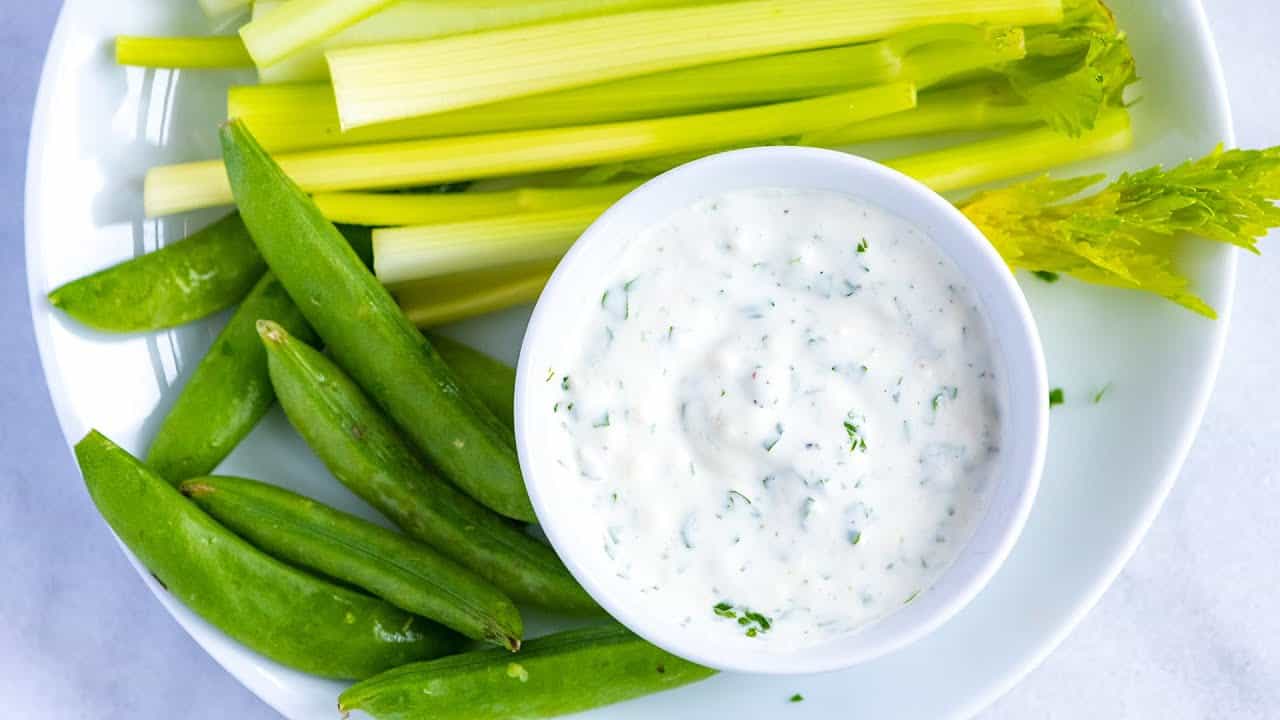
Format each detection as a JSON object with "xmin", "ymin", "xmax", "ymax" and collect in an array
[
  {"xmin": 339, "ymin": 623, "xmax": 716, "ymax": 720},
  {"xmin": 76, "ymin": 431, "xmax": 460, "ymax": 679},
  {"xmin": 220, "ymin": 119, "xmax": 536, "ymax": 522},
  {"xmin": 182, "ymin": 468, "xmax": 523, "ymax": 651},
  {"xmin": 260, "ymin": 315, "xmax": 598, "ymax": 613},
  {"xmin": 146, "ymin": 272, "xmax": 316, "ymax": 484}
]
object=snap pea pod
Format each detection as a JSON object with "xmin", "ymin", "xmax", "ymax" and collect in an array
[
  {"xmin": 181, "ymin": 472, "xmax": 524, "ymax": 651},
  {"xmin": 339, "ymin": 623, "xmax": 716, "ymax": 720},
  {"xmin": 146, "ymin": 272, "xmax": 317, "ymax": 484},
  {"xmin": 260, "ymin": 319, "xmax": 598, "ymax": 613},
  {"xmin": 48, "ymin": 213, "xmax": 264, "ymax": 333},
  {"xmin": 75, "ymin": 431, "xmax": 461, "ymax": 679},
  {"xmin": 428, "ymin": 333, "xmax": 516, "ymax": 430},
  {"xmin": 221, "ymin": 120, "xmax": 535, "ymax": 522}
]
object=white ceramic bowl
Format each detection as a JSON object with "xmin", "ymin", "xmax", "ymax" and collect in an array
[{"xmin": 515, "ymin": 146, "xmax": 1048, "ymax": 674}]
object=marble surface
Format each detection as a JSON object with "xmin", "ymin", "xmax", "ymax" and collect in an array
[{"xmin": 2, "ymin": 2, "xmax": 1278, "ymax": 718}]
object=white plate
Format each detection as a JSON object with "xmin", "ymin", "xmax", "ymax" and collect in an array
[{"xmin": 25, "ymin": 1, "xmax": 1234, "ymax": 718}]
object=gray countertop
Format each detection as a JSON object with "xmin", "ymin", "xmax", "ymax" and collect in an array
[{"xmin": 2, "ymin": 2, "xmax": 1277, "ymax": 717}]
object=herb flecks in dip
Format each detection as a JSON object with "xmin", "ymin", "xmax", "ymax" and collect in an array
[{"xmin": 546, "ymin": 188, "xmax": 1003, "ymax": 649}]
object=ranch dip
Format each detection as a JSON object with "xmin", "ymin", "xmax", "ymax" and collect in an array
[{"xmin": 541, "ymin": 187, "xmax": 1004, "ymax": 649}]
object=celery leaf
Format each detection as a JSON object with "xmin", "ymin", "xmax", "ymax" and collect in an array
[{"xmin": 960, "ymin": 146, "xmax": 1280, "ymax": 316}]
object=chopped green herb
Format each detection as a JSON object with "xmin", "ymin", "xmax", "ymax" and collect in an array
[
  {"xmin": 728, "ymin": 490, "xmax": 753, "ymax": 506},
  {"xmin": 790, "ymin": 694, "xmax": 805, "ymax": 703},
  {"xmin": 904, "ymin": 590, "xmax": 920, "ymax": 604},
  {"xmin": 763, "ymin": 423, "xmax": 784, "ymax": 452},
  {"xmin": 843, "ymin": 419, "xmax": 868, "ymax": 454},
  {"xmin": 931, "ymin": 386, "xmax": 959, "ymax": 412},
  {"xmin": 1049, "ymin": 387, "xmax": 1065, "ymax": 407},
  {"xmin": 713, "ymin": 602, "xmax": 772, "ymax": 637},
  {"xmin": 1031, "ymin": 270, "xmax": 1060, "ymax": 283},
  {"xmin": 600, "ymin": 290, "xmax": 609, "ymax": 307},
  {"xmin": 856, "ymin": 237, "xmax": 869, "ymax": 253},
  {"xmin": 545, "ymin": 368, "xmax": 555, "ymax": 382},
  {"xmin": 849, "ymin": 529, "xmax": 863, "ymax": 545},
  {"xmin": 1094, "ymin": 382, "xmax": 1112, "ymax": 404},
  {"xmin": 560, "ymin": 375, "xmax": 571, "ymax": 391}
]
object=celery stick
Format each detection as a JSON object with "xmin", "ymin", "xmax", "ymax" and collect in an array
[
  {"xmin": 200, "ymin": 0, "xmax": 250, "ymax": 18},
  {"xmin": 146, "ymin": 83, "xmax": 917, "ymax": 216},
  {"xmin": 327, "ymin": 0, "xmax": 1061, "ymax": 128},
  {"xmin": 255, "ymin": 0, "xmax": 712, "ymax": 84},
  {"xmin": 315, "ymin": 180, "xmax": 644, "ymax": 226},
  {"xmin": 886, "ymin": 107, "xmax": 1132, "ymax": 192},
  {"xmin": 116, "ymin": 36, "xmax": 254, "ymax": 69},
  {"xmin": 240, "ymin": 0, "xmax": 399, "ymax": 68},
  {"xmin": 232, "ymin": 26, "xmax": 1023, "ymax": 152},
  {"xmin": 800, "ymin": 81, "xmax": 1042, "ymax": 147},
  {"xmin": 375, "ymin": 205, "xmax": 607, "ymax": 284},
  {"xmin": 373, "ymin": 111, "xmax": 1131, "ymax": 289},
  {"xmin": 396, "ymin": 262, "xmax": 556, "ymax": 328}
]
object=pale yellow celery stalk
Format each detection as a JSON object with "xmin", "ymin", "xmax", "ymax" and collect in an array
[
  {"xmin": 254, "ymin": 0, "xmax": 712, "ymax": 84},
  {"xmin": 327, "ymin": 0, "xmax": 1062, "ymax": 128},
  {"xmin": 232, "ymin": 26, "xmax": 1023, "ymax": 152},
  {"xmin": 375, "ymin": 205, "xmax": 609, "ymax": 283},
  {"xmin": 116, "ymin": 36, "xmax": 254, "ymax": 69},
  {"xmin": 887, "ymin": 107, "xmax": 1132, "ymax": 193},
  {"xmin": 146, "ymin": 82, "xmax": 917, "ymax": 216},
  {"xmin": 200, "ymin": 0, "xmax": 250, "ymax": 18},
  {"xmin": 314, "ymin": 180, "xmax": 644, "ymax": 226},
  {"xmin": 801, "ymin": 81, "xmax": 1042, "ymax": 147},
  {"xmin": 240, "ymin": 0, "xmax": 398, "ymax": 68},
  {"xmin": 396, "ymin": 262, "xmax": 556, "ymax": 328},
  {"xmin": 374, "ymin": 110, "xmax": 1133, "ymax": 288}
]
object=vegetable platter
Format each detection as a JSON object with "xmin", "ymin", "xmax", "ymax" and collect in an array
[{"xmin": 26, "ymin": 0, "xmax": 1241, "ymax": 717}]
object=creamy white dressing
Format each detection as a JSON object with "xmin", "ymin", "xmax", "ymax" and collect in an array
[{"xmin": 542, "ymin": 188, "xmax": 1003, "ymax": 649}]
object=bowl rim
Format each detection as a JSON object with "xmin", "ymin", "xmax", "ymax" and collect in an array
[{"xmin": 514, "ymin": 146, "xmax": 1049, "ymax": 675}]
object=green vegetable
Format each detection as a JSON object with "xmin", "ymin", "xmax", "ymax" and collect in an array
[
  {"xmin": 199, "ymin": 0, "xmax": 248, "ymax": 18},
  {"xmin": 239, "ymin": 0, "xmax": 397, "ymax": 68},
  {"xmin": 339, "ymin": 623, "xmax": 716, "ymax": 720},
  {"xmin": 326, "ymin": 0, "xmax": 1060, "ymax": 128},
  {"xmin": 960, "ymin": 144, "xmax": 1280, "ymax": 316},
  {"xmin": 313, "ymin": 180, "xmax": 642, "ymax": 226},
  {"xmin": 790, "ymin": 693, "xmax": 805, "ymax": 703},
  {"xmin": 181, "ymin": 470, "xmax": 523, "ymax": 651},
  {"xmin": 395, "ymin": 262, "xmax": 555, "ymax": 329},
  {"xmin": 1049, "ymin": 387, "xmax": 1065, "ymax": 406},
  {"xmin": 150, "ymin": 83, "xmax": 916, "ymax": 216},
  {"xmin": 220, "ymin": 120, "xmax": 535, "ymax": 522},
  {"xmin": 259, "ymin": 312, "xmax": 597, "ymax": 612},
  {"xmin": 800, "ymin": 79, "xmax": 1041, "ymax": 148},
  {"xmin": 375, "ymin": 204, "xmax": 609, "ymax": 285},
  {"xmin": 886, "ymin": 106, "xmax": 1132, "ymax": 193},
  {"xmin": 47, "ymin": 213, "xmax": 264, "ymax": 333},
  {"xmin": 232, "ymin": 25, "xmax": 1023, "ymax": 153},
  {"xmin": 252, "ymin": 0, "xmax": 708, "ymax": 84},
  {"xmin": 429, "ymin": 334, "xmax": 516, "ymax": 429},
  {"xmin": 75, "ymin": 431, "xmax": 459, "ymax": 679},
  {"xmin": 115, "ymin": 36, "xmax": 253, "ymax": 69},
  {"xmin": 146, "ymin": 272, "xmax": 316, "ymax": 484},
  {"xmin": 1032, "ymin": 270, "xmax": 1061, "ymax": 282},
  {"xmin": 994, "ymin": 0, "xmax": 1137, "ymax": 136}
]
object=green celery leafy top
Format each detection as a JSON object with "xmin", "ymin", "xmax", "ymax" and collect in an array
[
  {"xmin": 997, "ymin": 0, "xmax": 1138, "ymax": 136},
  {"xmin": 960, "ymin": 145, "xmax": 1280, "ymax": 317}
]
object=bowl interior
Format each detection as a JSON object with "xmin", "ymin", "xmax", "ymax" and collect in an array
[{"xmin": 516, "ymin": 147, "xmax": 1049, "ymax": 674}]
